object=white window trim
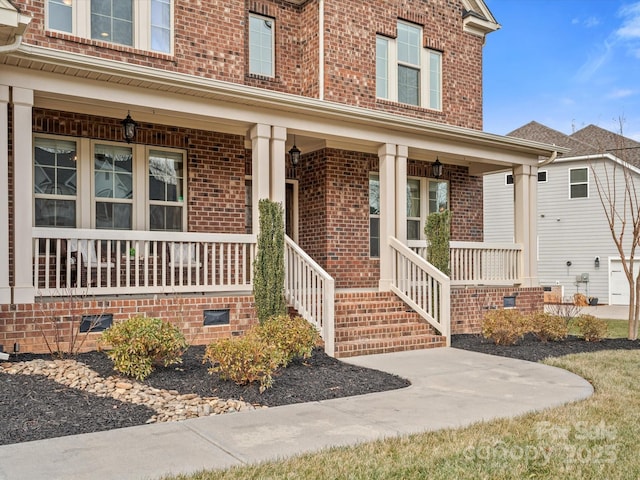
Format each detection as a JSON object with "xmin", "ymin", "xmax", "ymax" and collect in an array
[
  {"xmin": 249, "ymin": 13, "xmax": 275, "ymax": 78},
  {"xmin": 538, "ymin": 170, "xmax": 548, "ymax": 183},
  {"xmin": 369, "ymin": 173, "xmax": 380, "ymax": 258},
  {"xmin": 376, "ymin": 23, "xmax": 443, "ymax": 111},
  {"xmin": 146, "ymin": 146, "xmax": 187, "ymax": 231},
  {"xmin": 569, "ymin": 167, "xmax": 589, "ymax": 199},
  {"xmin": 45, "ymin": 0, "xmax": 174, "ymax": 55}
]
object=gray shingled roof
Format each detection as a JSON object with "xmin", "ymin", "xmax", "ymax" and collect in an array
[{"xmin": 507, "ymin": 121, "xmax": 640, "ymax": 166}]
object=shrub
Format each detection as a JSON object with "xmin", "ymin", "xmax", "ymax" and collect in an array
[
  {"xmin": 100, "ymin": 316, "xmax": 188, "ymax": 380},
  {"xmin": 203, "ymin": 334, "xmax": 285, "ymax": 392},
  {"xmin": 425, "ymin": 210, "xmax": 451, "ymax": 276},
  {"xmin": 573, "ymin": 293, "xmax": 589, "ymax": 306},
  {"xmin": 573, "ymin": 314, "xmax": 608, "ymax": 342},
  {"xmin": 254, "ymin": 315, "xmax": 321, "ymax": 366},
  {"xmin": 527, "ymin": 312, "xmax": 569, "ymax": 342},
  {"xmin": 481, "ymin": 309, "xmax": 529, "ymax": 345}
]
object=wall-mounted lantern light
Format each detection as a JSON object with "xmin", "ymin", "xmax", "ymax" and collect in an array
[
  {"xmin": 122, "ymin": 111, "xmax": 137, "ymax": 143},
  {"xmin": 432, "ymin": 157, "xmax": 443, "ymax": 179}
]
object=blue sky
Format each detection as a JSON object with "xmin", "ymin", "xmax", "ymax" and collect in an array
[{"xmin": 483, "ymin": 0, "xmax": 640, "ymax": 140}]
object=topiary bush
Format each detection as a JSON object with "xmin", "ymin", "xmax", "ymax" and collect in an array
[
  {"xmin": 527, "ymin": 312, "xmax": 569, "ymax": 342},
  {"xmin": 100, "ymin": 316, "xmax": 188, "ymax": 380},
  {"xmin": 425, "ymin": 210, "xmax": 451, "ymax": 276},
  {"xmin": 203, "ymin": 334, "xmax": 284, "ymax": 392},
  {"xmin": 573, "ymin": 314, "xmax": 608, "ymax": 342},
  {"xmin": 481, "ymin": 309, "xmax": 529, "ymax": 345},
  {"xmin": 254, "ymin": 315, "xmax": 321, "ymax": 367}
]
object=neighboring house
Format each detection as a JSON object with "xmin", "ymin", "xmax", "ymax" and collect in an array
[
  {"xmin": 0, "ymin": 0, "xmax": 560, "ymax": 357},
  {"xmin": 485, "ymin": 121, "xmax": 640, "ymax": 306}
]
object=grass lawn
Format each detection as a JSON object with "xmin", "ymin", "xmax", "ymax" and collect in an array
[{"xmin": 163, "ymin": 349, "xmax": 640, "ymax": 480}]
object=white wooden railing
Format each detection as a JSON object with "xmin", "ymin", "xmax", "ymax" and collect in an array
[
  {"xmin": 408, "ymin": 240, "xmax": 522, "ymax": 286},
  {"xmin": 390, "ymin": 237, "xmax": 450, "ymax": 346},
  {"xmin": 33, "ymin": 228, "xmax": 256, "ymax": 296},
  {"xmin": 284, "ymin": 236, "xmax": 335, "ymax": 356}
]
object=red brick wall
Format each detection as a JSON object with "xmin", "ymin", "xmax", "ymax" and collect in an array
[
  {"xmin": 15, "ymin": 0, "xmax": 485, "ymax": 128},
  {"xmin": 32, "ymin": 108, "xmax": 247, "ymax": 234},
  {"xmin": 451, "ymin": 287, "xmax": 544, "ymax": 334},
  {"xmin": 0, "ymin": 295, "xmax": 257, "ymax": 354}
]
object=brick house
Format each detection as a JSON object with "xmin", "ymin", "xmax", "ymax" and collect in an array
[{"xmin": 0, "ymin": 0, "xmax": 560, "ymax": 357}]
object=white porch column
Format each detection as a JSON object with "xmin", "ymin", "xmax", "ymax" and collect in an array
[
  {"xmin": 12, "ymin": 87, "xmax": 35, "ymax": 303},
  {"xmin": 513, "ymin": 164, "xmax": 538, "ymax": 287},
  {"xmin": 378, "ymin": 143, "xmax": 396, "ymax": 291},
  {"xmin": 0, "ymin": 86, "xmax": 10, "ymax": 303},
  {"xmin": 250, "ymin": 124, "xmax": 271, "ymax": 235},
  {"xmin": 270, "ymin": 126, "xmax": 286, "ymax": 208},
  {"xmin": 395, "ymin": 145, "xmax": 408, "ymax": 243}
]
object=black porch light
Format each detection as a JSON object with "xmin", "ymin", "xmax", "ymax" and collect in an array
[
  {"xmin": 432, "ymin": 157, "xmax": 443, "ymax": 179},
  {"xmin": 122, "ymin": 111, "xmax": 137, "ymax": 143},
  {"xmin": 288, "ymin": 137, "xmax": 301, "ymax": 167}
]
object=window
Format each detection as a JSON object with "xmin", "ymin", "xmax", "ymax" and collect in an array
[
  {"xmin": 46, "ymin": 0, "xmax": 172, "ymax": 54},
  {"xmin": 94, "ymin": 144, "xmax": 133, "ymax": 230},
  {"xmin": 149, "ymin": 150, "xmax": 184, "ymax": 231},
  {"xmin": 249, "ymin": 14, "xmax": 274, "ymax": 77},
  {"xmin": 369, "ymin": 174, "xmax": 380, "ymax": 257},
  {"xmin": 406, "ymin": 177, "xmax": 448, "ymax": 240},
  {"xmin": 34, "ymin": 138, "xmax": 77, "ymax": 228},
  {"xmin": 376, "ymin": 22, "xmax": 442, "ymax": 110},
  {"xmin": 569, "ymin": 167, "xmax": 588, "ymax": 198},
  {"xmin": 506, "ymin": 171, "xmax": 548, "ymax": 185}
]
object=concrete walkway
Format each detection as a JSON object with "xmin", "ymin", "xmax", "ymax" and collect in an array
[{"xmin": 0, "ymin": 348, "xmax": 593, "ymax": 480}]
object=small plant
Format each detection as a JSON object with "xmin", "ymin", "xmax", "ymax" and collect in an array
[
  {"xmin": 254, "ymin": 315, "xmax": 320, "ymax": 366},
  {"xmin": 573, "ymin": 293, "xmax": 589, "ymax": 307},
  {"xmin": 573, "ymin": 314, "xmax": 608, "ymax": 342},
  {"xmin": 100, "ymin": 316, "xmax": 188, "ymax": 380},
  {"xmin": 203, "ymin": 334, "xmax": 285, "ymax": 392},
  {"xmin": 481, "ymin": 309, "xmax": 529, "ymax": 345},
  {"xmin": 527, "ymin": 312, "xmax": 569, "ymax": 342},
  {"xmin": 425, "ymin": 210, "xmax": 451, "ymax": 275},
  {"xmin": 545, "ymin": 301, "xmax": 582, "ymax": 325}
]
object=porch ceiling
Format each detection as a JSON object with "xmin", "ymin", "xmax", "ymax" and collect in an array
[{"xmin": 1, "ymin": 44, "xmax": 568, "ymax": 170}]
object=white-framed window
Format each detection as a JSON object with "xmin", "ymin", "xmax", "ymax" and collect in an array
[
  {"xmin": 505, "ymin": 171, "xmax": 548, "ymax": 185},
  {"xmin": 34, "ymin": 135, "xmax": 186, "ymax": 231},
  {"xmin": 34, "ymin": 137, "xmax": 78, "ymax": 228},
  {"xmin": 369, "ymin": 173, "xmax": 380, "ymax": 257},
  {"xmin": 376, "ymin": 21, "xmax": 442, "ymax": 110},
  {"xmin": 249, "ymin": 13, "xmax": 275, "ymax": 77},
  {"xmin": 46, "ymin": 0, "xmax": 173, "ymax": 54},
  {"xmin": 569, "ymin": 167, "xmax": 588, "ymax": 199},
  {"xmin": 407, "ymin": 177, "xmax": 448, "ymax": 240}
]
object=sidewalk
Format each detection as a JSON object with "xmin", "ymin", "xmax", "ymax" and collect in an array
[{"xmin": 0, "ymin": 348, "xmax": 593, "ymax": 480}]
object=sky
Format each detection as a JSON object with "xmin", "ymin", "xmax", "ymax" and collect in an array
[{"xmin": 483, "ymin": 0, "xmax": 640, "ymax": 140}]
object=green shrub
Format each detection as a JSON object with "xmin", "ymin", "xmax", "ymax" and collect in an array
[
  {"xmin": 255, "ymin": 315, "xmax": 320, "ymax": 366},
  {"xmin": 425, "ymin": 210, "xmax": 451, "ymax": 276},
  {"xmin": 573, "ymin": 314, "xmax": 608, "ymax": 342},
  {"xmin": 203, "ymin": 334, "xmax": 285, "ymax": 392},
  {"xmin": 527, "ymin": 312, "xmax": 569, "ymax": 342},
  {"xmin": 100, "ymin": 316, "xmax": 188, "ymax": 380},
  {"xmin": 481, "ymin": 309, "xmax": 529, "ymax": 345}
]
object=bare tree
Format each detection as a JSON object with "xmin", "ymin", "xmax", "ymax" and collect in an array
[{"xmin": 590, "ymin": 118, "xmax": 640, "ymax": 340}]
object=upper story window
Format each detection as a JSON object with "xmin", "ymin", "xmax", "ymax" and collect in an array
[
  {"xmin": 569, "ymin": 167, "xmax": 588, "ymax": 199},
  {"xmin": 376, "ymin": 21, "xmax": 442, "ymax": 110},
  {"xmin": 46, "ymin": 0, "xmax": 173, "ymax": 54},
  {"xmin": 249, "ymin": 13, "xmax": 275, "ymax": 77}
]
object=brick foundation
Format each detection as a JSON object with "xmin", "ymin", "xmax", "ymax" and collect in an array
[
  {"xmin": 451, "ymin": 286, "xmax": 544, "ymax": 334},
  {"xmin": 0, "ymin": 295, "xmax": 256, "ymax": 354}
]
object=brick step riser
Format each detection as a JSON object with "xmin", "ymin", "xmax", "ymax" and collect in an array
[
  {"xmin": 335, "ymin": 315, "xmax": 426, "ymax": 327},
  {"xmin": 336, "ymin": 329, "xmax": 436, "ymax": 342},
  {"xmin": 335, "ymin": 337, "xmax": 447, "ymax": 358}
]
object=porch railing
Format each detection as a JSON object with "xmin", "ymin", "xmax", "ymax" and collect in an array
[
  {"xmin": 408, "ymin": 240, "xmax": 523, "ymax": 286},
  {"xmin": 33, "ymin": 227, "xmax": 256, "ymax": 296},
  {"xmin": 284, "ymin": 236, "xmax": 335, "ymax": 357},
  {"xmin": 390, "ymin": 237, "xmax": 450, "ymax": 346}
]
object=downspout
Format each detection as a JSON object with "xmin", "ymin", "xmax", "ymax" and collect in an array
[
  {"xmin": 538, "ymin": 150, "xmax": 558, "ymax": 167},
  {"xmin": 0, "ymin": 34, "xmax": 23, "ymax": 53},
  {"xmin": 318, "ymin": 0, "xmax": 324, "ymax": 100}
]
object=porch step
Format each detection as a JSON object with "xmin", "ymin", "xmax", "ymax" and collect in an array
[{"xmin": 333, "ymin": 291, "xmax": 446, "ymax": 358}]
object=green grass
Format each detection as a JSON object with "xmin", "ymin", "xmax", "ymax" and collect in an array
[
  {"xmin": 163, "ymin": 350, "xmax": 640, "ymax": 480},
  {"xmin": 568, "ymin": 318, "xmax": 629, "ymax": 339}
]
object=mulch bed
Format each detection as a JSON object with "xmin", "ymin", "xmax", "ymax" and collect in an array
[{"xmin": 3, "ymin": 335, "xmax": 640, "ymax": 446}]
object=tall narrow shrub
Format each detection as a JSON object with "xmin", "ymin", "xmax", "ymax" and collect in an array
[
  {"xmin": 425, "ymin": 210, "xmax": 451, "ymax": 276},
  {"xmin": 253, "ymin": 199, "xmax": 286, "ymax": 323}
]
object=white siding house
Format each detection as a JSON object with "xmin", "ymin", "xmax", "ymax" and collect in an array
[{"xmin": 484, "ymin": 122, "xmax": 640, "ymax": 305}]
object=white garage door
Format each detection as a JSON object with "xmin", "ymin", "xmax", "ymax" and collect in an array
[{"xmin": 610, "ymin": 259, "xmax": 630, "ymax": 305}]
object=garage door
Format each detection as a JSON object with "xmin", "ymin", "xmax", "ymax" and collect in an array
[{"xmin": 610, "ymin": 259, "xmax": 630, "ymax": 305}]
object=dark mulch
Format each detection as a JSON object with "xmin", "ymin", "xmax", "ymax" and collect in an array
[
  {"xmin": 451, "ymin": 333, "xmax": 640, "ymax": 362},
  {"xmin": 0, "ymin": 347, "xmax": 409, "ymax": 446}
]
